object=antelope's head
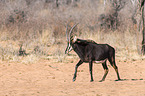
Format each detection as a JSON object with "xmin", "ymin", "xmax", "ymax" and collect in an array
[{"xmin": 65, "ymin": 23, "xmax": 78, "ymax": 54}]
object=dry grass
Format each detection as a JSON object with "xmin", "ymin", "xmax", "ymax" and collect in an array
[{"xmin": 0, "ymin": 0, "xmax": 144, "ymax": 63}]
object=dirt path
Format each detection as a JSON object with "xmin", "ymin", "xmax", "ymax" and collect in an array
[{"xmin": 0, "ymin": 59, "xmax": 145, "ymax": 96}]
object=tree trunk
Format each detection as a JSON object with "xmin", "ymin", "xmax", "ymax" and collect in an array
[
  {"xmin": 56, "ymin": 0, "xmax": 59, "ymax": 8},
  {"xmin": 141, "ymin": 0, "xmax": 145, "ymax": 55}
]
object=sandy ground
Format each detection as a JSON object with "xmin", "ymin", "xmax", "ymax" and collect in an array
[{"xmin": 0, "ymin": 59, "xmax": 145, "ymax": 96}]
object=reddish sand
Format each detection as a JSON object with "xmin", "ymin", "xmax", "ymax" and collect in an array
[{"xmin": 0, "ymin": 59, "xmax": 145, "ymax": 96}]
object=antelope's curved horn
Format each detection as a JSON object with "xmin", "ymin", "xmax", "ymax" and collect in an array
[
  {"xmin": 66, "ymin": 24, "xmax": 69, "ymax": 41},
  {"xmin": 69, "ymin": 23, "xmax": 79, "ymax": 42}
]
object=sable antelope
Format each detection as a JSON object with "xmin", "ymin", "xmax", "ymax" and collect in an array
[{"xmin": 65, "ymin": 23, "xmax": 121, "ymax": 82}]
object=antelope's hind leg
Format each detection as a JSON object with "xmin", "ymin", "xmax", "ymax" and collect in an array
[
  {"xmin": 108, "ymin": 57, "xmax": 121, "ymax": 81},
  {"xmin": 99, "ymin": 61, "xmax": 109, "ymax": 82}
]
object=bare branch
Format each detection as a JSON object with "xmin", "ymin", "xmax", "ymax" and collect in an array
[
  {"xmin": 130, "ymin": 0, "xmax": 137, "ymax": 5},
  {"xmin": 104, "ymin": 0, "xmax": 106, "ymax": 6}
]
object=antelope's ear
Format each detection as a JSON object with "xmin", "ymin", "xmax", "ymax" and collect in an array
[{"xmin": 73, "ymin": 36, "xmax": 77, "ymax": 42}]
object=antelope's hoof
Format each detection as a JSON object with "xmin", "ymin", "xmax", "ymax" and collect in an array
[
  {"xmin": 73, "ymin": 78, "xmax": 76, "ymax": 82},
  {"xmin": 115, "ymin": 79, "xmax": 122, "ymax": 81},
  {"xmin": 90, "ymin": 80, "xmax": 94, "ymax": 82}
]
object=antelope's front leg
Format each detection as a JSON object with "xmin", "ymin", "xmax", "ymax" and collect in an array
[
  {"xmin": 89, "ymin": 61, "xmax": 94, "ymax": 82},
  {"xmin": 73, "ymin": 60, "xmax": 83, "ymax": 82}
]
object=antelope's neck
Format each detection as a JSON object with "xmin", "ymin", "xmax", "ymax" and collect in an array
[{"xmin": 72, "ymin": 43, "xmax": 85, "ymax": 60}]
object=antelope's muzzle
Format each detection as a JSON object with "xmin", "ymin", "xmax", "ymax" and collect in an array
[{"xmin": 65, "ymin": 43, "xmax": 72, "ymax": 54}]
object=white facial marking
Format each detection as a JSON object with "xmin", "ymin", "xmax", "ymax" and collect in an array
[
  {"xmin": 68, "ymin": 43, "xmax": 72, "ymax": 52},
  {"xmin": 68, "ymin": 46, "xmax": 73, "ymax": 52},
  {"xmin": 73, "ymin": 36, "xmax": 77, "ymax": 42}
]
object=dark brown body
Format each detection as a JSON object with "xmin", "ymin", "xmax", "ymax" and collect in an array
[
  {"xmin": 65, "ymin": 23, "xmax": 121, "ymax": 82},
  {"xmin": 70, "ymin": 38, "xmax": 121, "ymax": 82}
]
